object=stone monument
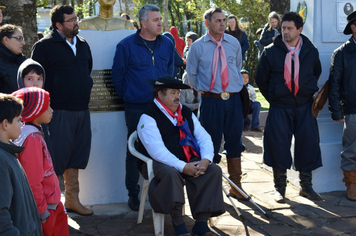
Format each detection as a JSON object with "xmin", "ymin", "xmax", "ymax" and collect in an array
[{"xmin": 77, "ymin": 1, "xmax": 136, "ymax": 205}]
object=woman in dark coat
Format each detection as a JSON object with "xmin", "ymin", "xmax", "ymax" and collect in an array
[
  {"xmin": 225, "ymin": 14, "xmax": 249, "ymax": 61},
  {"xmin": 0, "ymin": 24, "xmax": 26, "ymax": 94},
  {"xmin": 259, "ymin": 11, "xmax": 281, "ymax": 47}
]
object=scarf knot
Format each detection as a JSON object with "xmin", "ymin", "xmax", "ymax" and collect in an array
[
  {"xmin": 207, "ymin": 32, "xmax": 229, "ymax": 92},
  {"xmin": 283, "ymin": 37, "xmax": 302, "ymax": 96},
  {"xmin": 156, "ymin": 98, "xmax": 200, "ymax": 162}
]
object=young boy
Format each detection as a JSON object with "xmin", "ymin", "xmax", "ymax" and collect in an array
[
  {"xmin": 0, "ymin": 93, "xmax": 42, "ymax": 235},
  {"xmin": 241, "ymin": 69, "xmax": 263, "ymax": 132},
  {"xmin": 17, "ymin": 58, "xmax": 56, "ymax": 177},
  {"xmin": 12, "ymin": 87, "xmax": 69, "ymax": 236}
]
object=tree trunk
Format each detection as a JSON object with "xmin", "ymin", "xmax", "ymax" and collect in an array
[
  {"xmin": 163, "ymin": 0, "xmax": 169, "ymax": 32},
  {"xmin": 270, "ymin": 0, "xmax": 290, "ymax": 14},
  {"xmin": 77, "ymin": 0, "xmax": 84, "ymax": 19},
  {"xmin": 0, "ymin": 0, "xmax": 37, "ymax": 58},
  {"xmin": 124, "ymin": 0, "xmax": 129, "ymax": 14}
]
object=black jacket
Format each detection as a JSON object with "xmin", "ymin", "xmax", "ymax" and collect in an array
[
  {"xmin": 0, "ymin": 44, "xmax": 26, "ymax": 94},
  {"xmin": 31, "ymin": 30, "xmax": 93, "ymax": 111},
  {"xmin": 328, "ymin": 37, "xmax": 356, "ymax": 120},
  {"xmin": 256, "ymin": 34, "xmax": 321, "ymax": 109},
  {"xmin": 259, "ymin": 23, "xmax": 278, "ymax": 47}
]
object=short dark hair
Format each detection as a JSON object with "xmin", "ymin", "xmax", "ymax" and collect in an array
[
  {"xmin": 152, "ymin": 86, "xmax": 168, "ymax": 98},
  {"xmin": 282, "ymin": 12, "xmax": 304, "ymax": 29},
  {"xmin": 0, "ymin": 94, "xmax": 23, "ymax": 124},
  {"xmin": 22, "ymin": 65, "xmax": 44, "ymax": 78},
  {"xmin": 50, "ymin": 5, "xmax": 74, "ymax": 30},
  {"xmin": 204, "ymin": 7, "xmax": 223, "ymax": 22},
  {"xmin": 0, "ymin": 24, "xmax": 22, "ymax": 44}
]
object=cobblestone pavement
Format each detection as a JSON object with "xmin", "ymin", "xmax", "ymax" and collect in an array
[{"xmin": 65, "ymin": 130, "xmax": 356, "ymax": 236}]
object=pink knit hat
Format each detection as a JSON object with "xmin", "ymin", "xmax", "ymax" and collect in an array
[{"xmin": 12, "ymin": 87, "xmax": 50, "ymax": 123}]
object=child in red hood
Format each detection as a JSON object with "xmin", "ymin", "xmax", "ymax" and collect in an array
[{"xmin": 170, "ymin": 26, "xmax": 185, "ymax": 57}]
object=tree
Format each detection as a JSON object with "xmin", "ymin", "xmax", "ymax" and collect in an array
[
  {"xmin": 212, "ymin": 0, "xmax": 269, "ymax": 85},
  {"xmin": 0, "ymin": 0, "xmax": 37, "ymax": 57},
  {"xmin": 270, "ymin": 0, "xmax": 290, "ymax": 15},
  {"xmin": 163, "ymin": 0, "xmax": 169, "ymax": 31}
]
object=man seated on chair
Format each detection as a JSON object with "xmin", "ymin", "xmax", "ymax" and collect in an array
[{"xmin": 137, "ymin": 75, "xmax": 225, "ymax": 236}]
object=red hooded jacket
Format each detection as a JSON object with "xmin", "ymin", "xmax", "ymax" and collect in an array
[{"xmin": 170, "ymin": 26, "xmax": 185, "ymax": 57}]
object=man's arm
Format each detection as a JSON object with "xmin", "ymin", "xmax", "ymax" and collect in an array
[
  {"xmin": 31, "ymin": 41, "xmax": 48, "ymax": 73},
  {"xmin": 167, "ymin": 42, "xmax": 175, "ymax": 76},
  {"xmin": 255, "ymin": 50, "xmax": 271, "ymax": 101},
  {"xmin": 186, "ymin": 43, "xmax": 199, "ymax": 89},
  {"xmin": 328, "ymin": 49, "xmax": 344, "ymax": 121},
  {"xmin": 137, "ymin": 114, "xmax": 187, "ymax": 173},
  {"xmin": 0, "ymin": 160, "xmax": 20, "ymax": 235},
  {"xmin": 111, "ymin": 42, "xmax": 128, "ymax": 98}
]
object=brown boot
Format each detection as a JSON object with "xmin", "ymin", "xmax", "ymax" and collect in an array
[
  {"xmin": 342, "ymin": 170, "xmax": 356, "ymax": 201},
  {"xmin": 64, "ymin": 168, "xmax": 93, "ymax": 215},
  {"xmin": 227, "ymin": 157, "xmax": 246, "ymax": 200}
]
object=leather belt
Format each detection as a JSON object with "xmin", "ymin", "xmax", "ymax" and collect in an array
[{"xmin": 201, "ymin": 91, "xmax": 237, "ymax": 100}]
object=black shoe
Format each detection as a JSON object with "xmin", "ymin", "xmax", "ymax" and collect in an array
[
  {"xmin": 128, "ymin": 195, "xmax": 140, "ymax": 211},
  {"xmin": 299, "ymin": 187, "xmax": 323, "ymax": 201},
  {"xmin": 251, "ymin": 127, "xmax": 263, "ymax": 132},
  {"xmin": 299, "ymin": 170, "xmax": 323, "ymax": 201}
]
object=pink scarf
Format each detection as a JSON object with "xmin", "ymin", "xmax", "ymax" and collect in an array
[
  {"xmin": 207, "ymin": 32, "xmax": 229, "ymax": 91},
  {"xmin": 283, "ymin": 37, "xmax": 301, "ymax": 96}
]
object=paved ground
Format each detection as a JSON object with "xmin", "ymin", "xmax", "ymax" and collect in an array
[{"xmin": 64, "ymin": 129, "xmax": 356, "ymax": 236}]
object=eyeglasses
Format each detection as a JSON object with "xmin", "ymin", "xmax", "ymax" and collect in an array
[
  {"xmin": 9, "ymin": 36, "xmax": 25, "ymax": 42},
  {"xmin": 63, "ymin": 17, "xmax": 78, "ymax": 23}
]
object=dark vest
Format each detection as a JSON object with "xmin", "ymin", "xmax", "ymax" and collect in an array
[{"xmin": 138, "ymin": 102, "xmax": 195, "ymax": 163}]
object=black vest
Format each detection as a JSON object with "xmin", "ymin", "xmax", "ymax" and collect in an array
[{"xmin": 138, "ymin": 102, "xmax": 195, "ymax": 162}]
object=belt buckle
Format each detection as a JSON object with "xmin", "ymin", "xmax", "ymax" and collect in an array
[{"xmin": 220, "ymin": 92, "xmax": 230, "ymax": 100}]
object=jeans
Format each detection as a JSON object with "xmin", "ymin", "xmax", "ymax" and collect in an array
[
  {"xmin": 124, "ymin": 106, "xmax": 144, "ymax": 197},
  {"xmin": 244, "ymin": 101, "xmax": 261, "ymax": 129}
]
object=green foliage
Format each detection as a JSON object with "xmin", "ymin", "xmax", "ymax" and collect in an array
[
  {"xmin": 37, "ymin": 0, "xmax": 51, "ymax": 7},
  {"xmin": 211, "ymin": 0, "xmax": 269, "ymax": 86},
  {"xmin": 255, "ymin": 87, "xmax": 269, "ymax": 111}
]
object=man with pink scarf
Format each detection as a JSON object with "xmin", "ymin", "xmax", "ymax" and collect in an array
[
  {"xmin": 256, "ymin": 12, "xmax": 322, "ymax": 203},
  {"xmin": 186, "ymin": 7, "xmax": 247, "ymax": 201}
]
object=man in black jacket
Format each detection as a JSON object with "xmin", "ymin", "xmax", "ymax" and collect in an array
[
  {"xmin": 31, "ymin": 5, "xmax": 93, "ymax": 216},
  {"xmin": 329, "ymin": 11, "xmax": 356, "ymax": 201},
  {"xmin": 256, "ymin": 12, "xmax": 322, "ymax": 203}
]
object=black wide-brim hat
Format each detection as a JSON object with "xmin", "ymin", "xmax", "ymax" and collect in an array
[
  {"xmin": 146, "ymin": 75, "xmax": 191, "ymax": 89},
  {"xmin": 344, "ymin": 10, "xmax": 356, "ymax": 34}
]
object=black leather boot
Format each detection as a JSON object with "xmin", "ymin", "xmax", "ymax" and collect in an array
[
  {"xmin": 299, "ymin": 170, "xmax": 322, "ymax": 201},
  {"xmin": 273, "ymin": 168, "xmax": 287, "ymax": 203}
]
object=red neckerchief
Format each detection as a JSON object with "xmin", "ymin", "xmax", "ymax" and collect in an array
[{"xmin": 156, "ymin": 98, "xmax": 199, "ymax": 162}]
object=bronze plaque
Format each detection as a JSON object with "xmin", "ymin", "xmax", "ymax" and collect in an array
[{"xmin": 89, "ymin": 69, "xmax": 124, "ymax": 112}]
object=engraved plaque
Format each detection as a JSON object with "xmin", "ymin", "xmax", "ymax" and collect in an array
[{"xmin": 89, "ymin": 69, "xmax": 124, "ymax": 112}]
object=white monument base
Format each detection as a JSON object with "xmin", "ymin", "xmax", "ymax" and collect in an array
[{"xmin": 77, "ymin": 30, "xmax": 137, "ymax": 205}]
